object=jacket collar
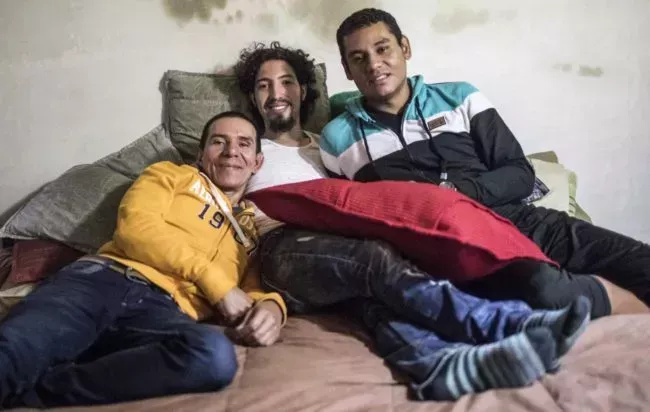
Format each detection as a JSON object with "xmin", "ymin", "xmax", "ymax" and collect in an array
[{"xmin": 345, "ymin": 75, "xmax": 426, "ymax": 123}]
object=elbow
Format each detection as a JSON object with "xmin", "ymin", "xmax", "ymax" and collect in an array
[
  {"xmin": 112, "ymin": 213, "xmax": 148, "ymax": 254},
  {"xmin": 112, "ymin": 224, "xmax": 137, "ymax": 253}
]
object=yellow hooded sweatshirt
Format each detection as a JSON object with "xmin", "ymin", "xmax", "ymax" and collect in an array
[{"xmin": 98, "ymin": 161, "xmax": 286, "ymax": 322}]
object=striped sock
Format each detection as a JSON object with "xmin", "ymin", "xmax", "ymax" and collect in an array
[
  {"xmin": 521, "ymin": 296, "xmax": 591, "ymax": 358},
  {"xmin": 414, "ymin": 327, "xmax": 556, "ymax": 401}
]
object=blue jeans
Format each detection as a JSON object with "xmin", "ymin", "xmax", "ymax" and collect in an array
[
  {"xmin": 259, "ymin": 228, "xmax": 536, "ymax": 393},
  {"xmin": 0, "ymin": 259, "xmax": 237, "ymax": 408}
]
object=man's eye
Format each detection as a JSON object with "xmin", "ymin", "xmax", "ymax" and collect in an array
[
  {"xmin": 211, "ymin": 139, "xmax": 225, "ymax": 145},
  {"xmin": 257, "ymin": 83, "xmax": 268, "ymax": 90},
  {"xmin": 377, "ymin": 46, "xmax": 388, "ymax": 54}
]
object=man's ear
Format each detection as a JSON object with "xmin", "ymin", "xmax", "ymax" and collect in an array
[
  {"xmin": 342, "ymin": 58, "xmax": 353, "ymax": 80},
  {"xmin": 249, "ymin": 92, "xmax": 257, "ymax": 108},
  {"xmin": 252, "ymin": 152, "xmax": 264, "ymax": 174},
  {"xmin": 196, "ymin": 150, "xmax": 203, "ymax": 163},
  {"xmin": 400, "ymin": 35, "xmax": 412, "ymax": 60},
  {"xmin": 300, "ymin": 85, "xmax": 307, "ymax": 101}
]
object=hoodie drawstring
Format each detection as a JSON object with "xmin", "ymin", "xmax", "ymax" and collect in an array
[
  {"xmin": 358, "ymin": 117, "xmax": 375, "ymax": 164},
  {"xmin": 357, "ymin": 98, "xmax": 449, "ymax": 183},
  {"xmin": 358, "ymin": 117, "xmax": 384, "ymax": 180},
  {"xmin": 414, "ymin": 98, "xmax": 448, "ymax": 181}
]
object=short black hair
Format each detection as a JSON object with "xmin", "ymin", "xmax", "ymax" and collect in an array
[
  {"xmin": 336, "ymin": 8, "xmax": 403, "ymax": 68},
  {"xmin": 234, "ymin": 41, "xmax": 319, "ymax": 131},
  {"xmin": 199, "ymin": 111, "xmax": 261, "ymax": 153}
]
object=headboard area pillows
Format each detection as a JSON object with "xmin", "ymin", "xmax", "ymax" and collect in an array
[{"xmin": 0, "ymin": 126, "xmax": 183, "ymax": 253}]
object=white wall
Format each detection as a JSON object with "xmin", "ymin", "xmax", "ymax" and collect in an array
[{"xmin": 1, "ymin": 0, "xmax": 649, "ymax": 241}]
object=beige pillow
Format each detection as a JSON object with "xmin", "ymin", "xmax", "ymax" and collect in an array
[
  {"xmin": 529, "ymin": 158, "xmax": 571, "ymax": 212},
  {"xmin": 526, "ymin": 152, "xmax": 592, "ymax": 223}
]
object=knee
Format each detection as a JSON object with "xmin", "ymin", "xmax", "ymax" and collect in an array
[
  {"xmin": 365, "ymin": 239, "xmax": 398, "ymax": 258},
  {"xmin": 519, "ymin": 264, "xmax": 574, "ymax": 310},
  {"xmin": 524, "ymin": 283, "xmax": 566, "ymax": 310},
  {"xmin": 202, "ymin": 331, "xmax": 238, "ymax": 388},
  {"xmin": 181, "ymin": 327, "xmax": 238, "ymax": 391},
  {"xmin": 364, "ymin": 240, "xmax": 425, "ymax": 286}
]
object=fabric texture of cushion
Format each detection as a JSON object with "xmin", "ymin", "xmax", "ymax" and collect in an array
[
  {"xmin": 329, "ymin": 90, "xmax": 361, "ymax": 119},
  {"xmin": 0, "ymin": 164, "xmax": 131, "ymax": 253},
  {"xmin": 163, "ymin": 64, "xmax": 331, "ymax": 162},
  {"xmin": 0, "ymin": 125, "xmax": 183, "ymax": 253},
  {"xmin": 96, "ymin": 124, "xmax": 183, "ymax": 179},
  {"xmin": 5, "ymin": 240, "xmax": 83, "ymax": 287},
  {"xmin": 248, "ymin": 179, "xmax": 555, "ymax": 282}
]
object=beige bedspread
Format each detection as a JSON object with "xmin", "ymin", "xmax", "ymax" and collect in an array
[{"xmin": 14, "ymin": 313, "xmax": 650, "ymax": 412}]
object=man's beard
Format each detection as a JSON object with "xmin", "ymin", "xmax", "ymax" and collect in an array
[{"xmin": 268, "ymin": 114, "xmax": 297, "ymax": 133}]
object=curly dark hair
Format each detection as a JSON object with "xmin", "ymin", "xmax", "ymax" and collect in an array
[
  {"xmin": 336, "ymin": 8, "xmax": 403, "ymax": 69},
  {"xmin": 234, "ymin": 41, "xmax": 319, "ymax": 131}
]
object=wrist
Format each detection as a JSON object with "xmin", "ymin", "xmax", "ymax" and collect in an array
[
  {"xmin": 258, "ymin": 300, "xmax": 284, "ymax": 324},
  {"xmin": 452, "ymin": 179, "xmax": 478, "ymax": 198}
]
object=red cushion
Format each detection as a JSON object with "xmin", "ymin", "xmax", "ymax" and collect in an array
[
  {"xmin": 248, "ymin": 179, "xmax": 555, "ymax": 282},
  {"xmin": 7, "ymin": 240, "xmax": 84, "ymax": 287}
]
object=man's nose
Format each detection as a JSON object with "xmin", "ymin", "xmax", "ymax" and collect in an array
[
  {"xmin": 269, "ymin": 82, "xmax": 284, "ymax": 99},
  {"xmin": 367, "ymin": 52, "xmax": 382, "ymax": 72},
  {"xmin": 223, "ymin": 142, "xmax": 238, "ymax": 156}
]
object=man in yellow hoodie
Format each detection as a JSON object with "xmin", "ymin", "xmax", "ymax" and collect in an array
[{"xmin": 0, "ymin": 111, "xmax": 286, "ymax": 408}]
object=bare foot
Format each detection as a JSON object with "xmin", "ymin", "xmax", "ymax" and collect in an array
[{"xmin": 595, "ymin": 275, "xmax": 650, "ymax": 315}]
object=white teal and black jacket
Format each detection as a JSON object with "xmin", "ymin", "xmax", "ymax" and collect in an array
[{"xmin": 320, "ymin": 76, "xmax": 536, "ymax": 208}]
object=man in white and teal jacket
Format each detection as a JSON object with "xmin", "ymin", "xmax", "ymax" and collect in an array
[{"xmin": 322, "ymin": 8, "xmax": 650, "ymax": 320}]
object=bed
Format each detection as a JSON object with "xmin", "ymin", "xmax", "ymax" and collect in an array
[
  {"xmin": 1, "ymin": 67, "xmax": 648, "ymax": 411},
  {"xmin": 3, "ymin": 313, "xmax": 638, "ymax": 411}
]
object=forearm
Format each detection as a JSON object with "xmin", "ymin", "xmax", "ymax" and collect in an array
[
  {"xmin": 453, "ymin": 159, "xmax": 535, "ymax": 207},
  {"xmin": 466, "ymin": 106, "xmax": 535, "ymax": 206},
  {"xmin": 240, "ymin": 257, "xmax": 288, "ymax": 324}
]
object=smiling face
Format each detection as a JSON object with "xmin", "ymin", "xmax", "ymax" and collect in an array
[
  {"xmin": 251, "ymin": 59, "xmax": 306, "ymax": 133},
  {"xmin": 342, "ymin": 22, "xmax": 411, "ymax": 107},
  {"xmin": 198, "ymin": 115, "xmax": 263, "ymax": 195}
]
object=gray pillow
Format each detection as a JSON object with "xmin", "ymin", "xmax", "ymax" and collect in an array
[
  {"xmin": 0, "ymin": 125, "xmax": 183, "ymax": 253},
  {"xmin": 163, "ymin": 63, "xmax": 330, "ymax": 162},
  {"xmin": 96, "ymin": 125, "xmax": 183, "ymax": 178}
]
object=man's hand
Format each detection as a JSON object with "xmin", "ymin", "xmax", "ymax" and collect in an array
[
  {"xmin": 215, "ymin": 287, "xmax": 254, "ymax": 325},
  {"xmin": 231, "ymin": 300, "xmax": 283, "ymax": 347}
]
